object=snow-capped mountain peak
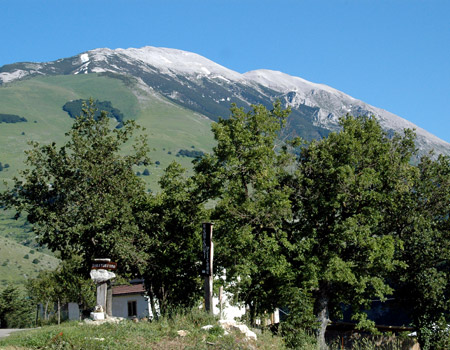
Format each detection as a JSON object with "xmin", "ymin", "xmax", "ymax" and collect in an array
[{"xmin": 0, "ymin": 45, "xmax": 448, "ymax": 155}]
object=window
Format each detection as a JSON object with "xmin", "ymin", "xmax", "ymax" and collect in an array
[{"xmin": 127, "ymin": 301, "xmax": 137, "ymax": 317}]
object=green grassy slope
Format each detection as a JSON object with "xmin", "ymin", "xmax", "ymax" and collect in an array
[
  {"xmin": 0, "ymin": 234, "xmax": 59, "ymax": 287},
  {"xmin": 0, "ymin": 73, "xmax": 216, "ymax": 287},
  {"xmin": 0, "ymin": 73, "xmax": 215, "ymax": 188}
]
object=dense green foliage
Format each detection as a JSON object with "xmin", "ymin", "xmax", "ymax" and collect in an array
[
  {"xmin": 1, "ymin": 97, "xmax": 448, "ymax": 349},
  {"xmin": 0, "ymin": 284, "xmax": 34, "ymax": 328},
  {"xmin": 390, "ymin": 153, "xmax": 450, "ymax": 349},
  {"xmin": 0, "ymin": 113, "xmax": 27, "ymax": 123},
  {"xmin": 195, "ymin": 105, "xmax": 449, "ymax": 350},
  {"xmin": 1, "ymin": 100, "xmax": 150, "ymax": 275},
  {"xmin": 194, "ymin": 102, "xmax": 294, "ymax": 323},
  {"xmin": 176, "ymin": 149, "xmax": 205, "ymax": 159},
  {"xmin": 27, "ymin": 257, "xmax": 96, "ymax": 323},
  {"xmin": 285, "ymin": 116, "xmax": 418, "ymax": 349},
  {"xmin": 142, "ymin": 162, "xmax": 206, "ymax": 315},
  {"xmin": 63, "ymin": 99, "xmax": 124, "ymax": 127}
]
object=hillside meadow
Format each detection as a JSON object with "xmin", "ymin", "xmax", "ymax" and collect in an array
[{"xmin": 0, "ymin": 73, "xmax": 216, "ymax": 289}]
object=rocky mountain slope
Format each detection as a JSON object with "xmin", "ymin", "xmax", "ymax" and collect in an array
[{"xmin": 1, "ymin": 46, "xmax": 448, "ymax": 155}]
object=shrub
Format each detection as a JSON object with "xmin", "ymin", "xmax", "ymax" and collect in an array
[
  {"xmin": 0, "ymin": 113, "xmax": 27, "ymax": 123},
  {"xmin": 176, "ymin": 149, "xmax": 204, "ymax": 159}
]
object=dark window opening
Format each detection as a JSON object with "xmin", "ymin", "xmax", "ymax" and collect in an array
[{"xmin": 127, "ymin": 301, "xmax": 137, "ymax": 317}]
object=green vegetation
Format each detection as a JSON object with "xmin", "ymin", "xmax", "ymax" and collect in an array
[
  {"xmin": 0, "ymin": 91, "xmax": 448, "ymax": 349},
  {"xmin": 176, "ymin": 149, "xmax": 205, "ymax": 159},
  {"xmin": 143, "ymin": 162, "xmax": 206, "ymax": 315},
  {"xmin": 0, "ymin": 284, "xmax": 34, "ymax": 328},
  {"xmin": 0, "ymin": 113, "xmax": 27, "ymax": 123},
  {"xmin": 1, "ymin": 100, "xmax": 150, "ymax": 274},
  {"xmin": 193, "ymin": 105, "xmax": 449, "ymax": 350},
  {"xmin": 0, "ymin": 235, "xmax": 58, "ymax": 287},
  {"xmin": 63, "ymin": 99, "xmax": 125, "ymax": 127},
  {"xmin": 0, "ymin": 309, "xmax": 286, "ymax": 350}
]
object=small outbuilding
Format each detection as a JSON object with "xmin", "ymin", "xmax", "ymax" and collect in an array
[{"xmin": 111, "ymin": 282, "xmax": 151, "ymax": 319}]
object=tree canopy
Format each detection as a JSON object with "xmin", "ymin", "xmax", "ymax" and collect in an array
[
  {"xmin": 1, "ymin": 100, "xmax": 150, "ymax": 275},
  {"xmin": 142, "ymin": 162, "xmax": 206, "ymax": 315},
  {"xmin": 194, "ymin": 102, "xmax": 294, "ymax": 323}
]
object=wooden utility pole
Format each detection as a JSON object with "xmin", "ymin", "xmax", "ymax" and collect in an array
[{"xmin": 202, "ymin": 223, "xmax": 214, "ymax": 314}]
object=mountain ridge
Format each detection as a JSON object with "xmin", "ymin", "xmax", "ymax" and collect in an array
[{"xmin": 1, "ymin": 45, "xmax": 448, "ymax": 155}]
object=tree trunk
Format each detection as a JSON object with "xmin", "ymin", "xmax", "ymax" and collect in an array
[
  {"xmin": 316, "ymin": 289, "xmax": 330, "ymax": 350},
  {"xmin": 249, "ymin": 302, "xmax": 257, "ymax": 327},
  {"xmin": 44, "ymin": 300, "xmax": 49, "ymax": 320},
  {"xmin": 57, "ymin": 299, "xmax": 61, "ymax": 325},
  {"xmin": 148, "ymin": 284, "xmax": 158, "ymax": 320}
]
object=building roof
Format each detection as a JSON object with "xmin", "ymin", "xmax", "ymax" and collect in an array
[{"xmin": 112, "ymin": 283, "xmax": 146, "ymax": 296}]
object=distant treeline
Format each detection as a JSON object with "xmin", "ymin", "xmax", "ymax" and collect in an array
[
  {"xmin": 0, "ymin": 113, "xmax": 27, "ymax": 123},
  {"xmin": 62, "ymin": 99, "xmax": 124, "ymax": 128},
  {"xmin": 176, "ymin": 149, "xmax": 205, "ymax": 159}
]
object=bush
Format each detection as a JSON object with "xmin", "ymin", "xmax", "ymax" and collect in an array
[
  {"xmin": 279, "ymin": 287, "xmax": 317, "ymax": 349},
  {"xmin": 24, "ymin": 254, "xmax": 29, "ymax": 259},
  {"xmin": 0, "ymin": 285, "xmax": 34, "ymax": 328},
  {"xmin": 32, "ymin": 259, "xmax": 40, "ymax": 264},
  {"xmin": 176, "ymin": 149, "xmax": 205, "ymax": 159},
  {"xmin": 0, "ymin": 113, "xmax": 27, "ymax": 123}
]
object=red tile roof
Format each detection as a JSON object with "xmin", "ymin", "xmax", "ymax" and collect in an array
[{"xmin": 112, "ymin": 283, "xmax": 146, "ymax": 296}]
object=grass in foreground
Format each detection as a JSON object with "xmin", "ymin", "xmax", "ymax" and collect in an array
[{"xmin": 0, "ymin": 310, "xmax": 286, "ymax": 350}]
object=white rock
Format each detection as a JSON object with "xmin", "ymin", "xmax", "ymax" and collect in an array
[
  {"xmin": 90, "ymin": 269, "xmax": 116, "ymax": 283},
  {"xmin": 232, "ymin": 324, "xmax": 257, "ymax": 340},
  {"xmin": 201, "ymin": 325, "xmax": 214, "ymax": 330},
  {"xmin": 90, "ymin": 312, "xmax": 105, "ymax": 321},
  {"xmin": 218, "ymin": 319, "xmax": 257, "ymax": 340},
  {"xmin": 177, "ymin": 330, "xmax": 189, "ymax": 337}
]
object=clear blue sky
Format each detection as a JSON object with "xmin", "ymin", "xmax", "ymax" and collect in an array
[{"xmin": 2, "ymin": 0, "xmax": 449, "ymax": 142}]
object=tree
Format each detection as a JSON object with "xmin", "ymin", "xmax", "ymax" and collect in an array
[
  {"xmin": 0, "ymin": 284, "xmax": 34, "ymax": 328},
  {"xmin": 27, "ymin": 257, "xmax": 96, "ymax": 324},
  {"xmin": 0, "ymin": 100, "xmax": 151, "ymax": 276},
  {"xmin": 286, "ymin": 115, "xmax": 417, "ymax": 349},
  {"xmin": 391, "ymin": 153, "xmax": 450, "ymax": 350},
  {"xmin": 194, "ymin": 102, "xmax": 294, "ymax": 324},
  {"xmin": 142, "ymin": 162, "xmax": 205, "ymax": 315}
]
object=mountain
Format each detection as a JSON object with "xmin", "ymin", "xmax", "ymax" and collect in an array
[
  {"xmin": 1, "ymin": 46, "xmax": 449, "ymax": 155},
  {"xmin": 1, "ymin": 46, "xmax": 449, "ymax": 288}
]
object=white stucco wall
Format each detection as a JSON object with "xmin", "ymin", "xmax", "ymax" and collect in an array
[{"xmin": 112, "ymin": 294, "xmax": 150, "ymax": 319}]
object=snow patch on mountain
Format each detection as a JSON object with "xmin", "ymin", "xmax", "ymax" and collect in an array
[
  {"xmin": 0, "ymin": 69, "xmax": 31, "ymax": 83},
  {"xmin": 111, "ymin": 46, "xmax": 244, "ymax": 81},
  {"xmin": 80, "ymin": 53, "xmax": 89, "ymax": 63}
]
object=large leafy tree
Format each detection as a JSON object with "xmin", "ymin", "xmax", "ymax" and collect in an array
[
  {"xmin": 142, "ymin": 162, "xmax": 205, "ymax": 315},
  {"xmin": 286, "ymin": 116, "xmax": 417, "ymax": 349},
  {"xmin": 194, "ymin": 102, "xmax": 294, "ymax": 324},
  {"xmin": 391, "ymin": 153, "xmax": 450, "ymax": 350},
  {"xmin": 0, "ymin": 101, "xmax": 150, "ymax": 275}
]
